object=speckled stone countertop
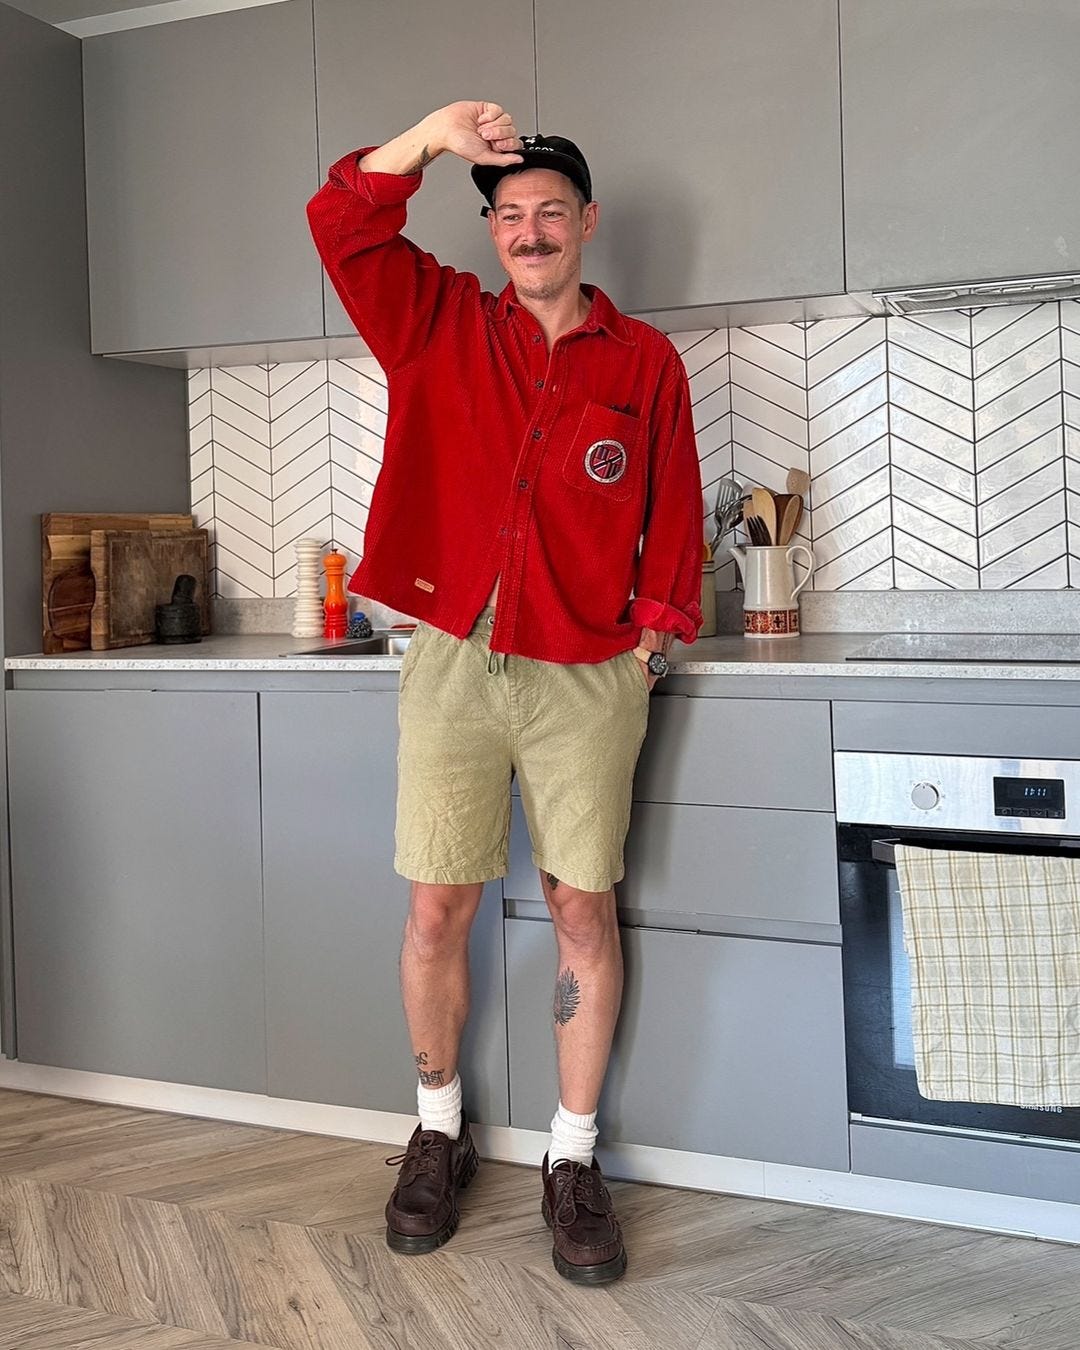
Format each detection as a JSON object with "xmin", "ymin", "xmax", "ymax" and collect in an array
[{"xmin": 9, "ymin": 631, "xmax": 1080, "ymax": 679}]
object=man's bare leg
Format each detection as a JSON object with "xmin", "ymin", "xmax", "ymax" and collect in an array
[
  {"xmin": 540, "ymin": 872, "xmax": 623, "ymax": 1115},
  {"xmin": 386, "ymin": 879, "xmax": 484, "ymax": 1255},
  {"xmin": 400, "ymin": 880, "xmax": 484, "ymax": 1088}
]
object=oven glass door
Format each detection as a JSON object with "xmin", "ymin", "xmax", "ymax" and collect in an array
[{"xmin": 838, "ymin": 822, "xmax": 1080, "ymax": 1143}]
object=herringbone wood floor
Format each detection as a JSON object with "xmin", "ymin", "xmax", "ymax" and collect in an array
[{"xmin": 0, "ymin": 1088, "xmax": 1077, "ymax": 1349}]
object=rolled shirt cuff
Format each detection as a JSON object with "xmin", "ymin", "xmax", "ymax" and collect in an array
[
  {"xmin": 629, "ymin": 597, "xmax": 703, "ymax": 645},
  {"xmin": 326, "ymin": 145, "xmax": 423, "ymax": 204}
]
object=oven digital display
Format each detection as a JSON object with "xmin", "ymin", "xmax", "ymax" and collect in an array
[{"xmin": 993, "ymin": 776, "xmax": 1066, "ymax": 818}]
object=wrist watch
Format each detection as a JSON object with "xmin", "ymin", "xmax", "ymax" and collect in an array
[{"xmin": 633, "ymin": 645, "xmax": 670, "ymax": 678}]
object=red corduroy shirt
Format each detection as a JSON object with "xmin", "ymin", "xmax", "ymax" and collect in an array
[{"xmin": 306, "ymin": 147, "xmax": 704, "ymax": 665}]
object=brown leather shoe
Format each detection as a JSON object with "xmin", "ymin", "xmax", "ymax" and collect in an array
[
  {"xmin": 384, "ymin": 1113, "xmax": 478, "ymax": 1254},
  {"xmin": 541, "ymin": 1153, "xmax": 627, "ymax": 1284}
]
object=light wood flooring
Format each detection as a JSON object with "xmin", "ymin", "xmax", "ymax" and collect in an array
[{"xmin": 0, "ymin": 1088, "xmax": 1078, "ymax": 1349}]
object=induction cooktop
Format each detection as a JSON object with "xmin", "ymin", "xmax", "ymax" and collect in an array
[{"xmin": 845, "ymin": 632, "xmax": 1080, "ymax": 663}]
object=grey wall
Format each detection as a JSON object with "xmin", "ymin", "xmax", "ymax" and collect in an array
[{"xmin": 0, "ymin": 0, "xmax": 190, "ymax": 660}]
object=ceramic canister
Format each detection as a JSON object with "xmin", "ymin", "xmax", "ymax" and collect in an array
[{"xmin": 729, "ymin": 543, "xmax": 814, "ymax": 637}]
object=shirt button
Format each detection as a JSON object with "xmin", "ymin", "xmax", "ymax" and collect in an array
[
  {"xmin": 532, "ymin": 428, "xmax": 543, "ymax": 440},
  {"xmin": 532, "ymin": 334, "xmax": 542, "ymax": 344},
  {"xmin": 535, "ymin": 379, "xmax": 545, "ymax": 389},
  {"xmin": 518, "ymin": 478, "xmax": 528, "ymax": 490}
]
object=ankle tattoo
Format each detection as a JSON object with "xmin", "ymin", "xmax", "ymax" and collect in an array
[{"xmin": 415, "ymin": 1052, "xmax": 446, "ymax": 1088}]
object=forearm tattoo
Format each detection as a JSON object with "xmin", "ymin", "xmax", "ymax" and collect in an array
[
  {"xmin": 415, "ymin": 1051, "xmax": 445, "ymax": 1088},
  {"xmin": 547, "ymin": 873, "xmax": 559, "ymax": 891},
  {"xmin": 553, "ymin": 967, "xmax": 581, "ymax": 1025},
  {"xmin": 408, "ymin": 144, "xmax": 433, "ymax": 174}
]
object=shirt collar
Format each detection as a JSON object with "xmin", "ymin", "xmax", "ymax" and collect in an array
[{"xmin": 493, "ymin": 283, "xmax": 636, "ymax": 346}]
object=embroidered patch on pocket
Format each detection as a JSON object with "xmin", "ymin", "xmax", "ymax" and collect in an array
[{"xmin": 584, "ymin": 439, "xmax": 627, "ymax": 485}]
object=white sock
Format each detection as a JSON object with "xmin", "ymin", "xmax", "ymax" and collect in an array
[
  {"xmin": 418, "ymin": 1072, "xmax": 462, "ymax": 1139},
  {"xmin": 549, "ymin": 1101, "xmax": 598, "ymax": 1167}
]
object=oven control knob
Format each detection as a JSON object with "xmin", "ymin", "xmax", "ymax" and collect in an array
[{"xmin": 910, "ymin": 781, "xmax": 941, "ymax": 811}]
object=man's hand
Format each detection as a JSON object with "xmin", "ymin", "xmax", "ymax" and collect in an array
[
  {"xmin": 436, "ymin": 102, "xmax": 525, "ymax": 167},
  {"xmin": 360, "ymin": 102, "xmax": 524, "ymax": 178},
  {"xmin": 635, "ymin": 656, "xmax": 659, "ymax": 693}
]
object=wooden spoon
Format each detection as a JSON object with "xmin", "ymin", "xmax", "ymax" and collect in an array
[
  {"xmin": 786, "ymin": 466, "xmax": 811, "ymax": 498},
  {"xmin": 751, "ymin": 487, "xmax": 777, "ymax": 546},
  {"xmin": 777, "ymin": 495, "xmax": 803, "ymax": 546}
]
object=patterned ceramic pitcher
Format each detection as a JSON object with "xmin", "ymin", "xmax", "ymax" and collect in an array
[{"xmin": 729, "ymin": 543, "xmax": 814, "ymax": 637}]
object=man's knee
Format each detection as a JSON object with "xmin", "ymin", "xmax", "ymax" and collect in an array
[
  {"xmin": 405, "ymin": 882, "xmax": 482, "ymax": 956},
  {"xmin": 544, "ymin": 877, "xmax": 617, "ymax": 951}
]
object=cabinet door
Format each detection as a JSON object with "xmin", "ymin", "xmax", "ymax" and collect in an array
[
  {"xmin": 505, "ymin": 798, "xmax": 840, "ymax": 927},
  {"xmin": 261, "ymin": 692, "xmax": 509, "ymax": 1125},
  {"xmin": 83, "ymin": 1, "xmax": 323, "ymax": 353},
  {"xmin": 7, "ymin": 691, "xmax": 265, "ymax": 1091},
  {"xmin": 842, "ymin": 0, "xmax": 1080, "ymax": 291},
  {"xmin": 506, "ymin": 918, "xmax": 849, "ymax": 1170},
  {"xmin": 314, "ymin": 0, "xmax": 536, "ymax": 338},
  {"xmin": 534, "ymin": 0, "xmax": 844, "ymax": 310}
]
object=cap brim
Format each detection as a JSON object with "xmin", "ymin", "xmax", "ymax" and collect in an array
[{"xmin": 471, "ymin": 152, "xmax": 590, "ymax": 211}]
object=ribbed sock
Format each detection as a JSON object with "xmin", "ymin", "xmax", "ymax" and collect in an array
[
  {"xmin": 418, "ymin": 1072, "xmax": 462, "ymax": 1139},
  {"xmin": 549, "ymin": 1101, "xmax": 598, "ymax": 1167}
]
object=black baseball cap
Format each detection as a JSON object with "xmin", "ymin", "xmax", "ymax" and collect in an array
[{"xmin": 471, "ymin": 135, "xmax": 592, "ymax": 216}]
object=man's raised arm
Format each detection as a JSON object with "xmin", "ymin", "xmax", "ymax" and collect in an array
[{"xmin": 306, "ymin": 103, "xmax": 523, "ymax": 372}]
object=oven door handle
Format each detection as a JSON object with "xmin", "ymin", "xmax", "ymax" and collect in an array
[{"xmin": 871, "ymin": 838, "xmax": 899, "ymax": 867}]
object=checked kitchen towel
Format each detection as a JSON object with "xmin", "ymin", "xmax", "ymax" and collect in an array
[{"xmin": 894, "ymin": 845, "xmax": 1080, "ymax": 1108}]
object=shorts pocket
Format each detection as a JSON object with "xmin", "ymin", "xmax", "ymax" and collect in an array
[
  {"xmin": 397, "ymin": 622, "xmax": 427, "ymax": 695},
  {"xmin": 621, "ymin": 648, "xmax": 652, "ymax": 707},
  {"xmin": 562, "ymin": 403, "xmax": 644, "ymax": 504}
]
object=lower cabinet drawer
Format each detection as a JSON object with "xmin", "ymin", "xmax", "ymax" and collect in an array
[
  {"xmin": 505, "ymin": 918, "xmax": 849, "ymax": 1170},
  {"xmin": 634, "ymin": 694, "xmax": 834, "ymax": 810},
  {"xmin": 505, "ymin": 797, "xmax": 839, "ymax": 927}
]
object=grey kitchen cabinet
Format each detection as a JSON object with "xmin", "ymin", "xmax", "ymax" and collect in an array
[
  {"xmin": 842, "ymin": 0, "xmax": 1080, "ymax": 291},
  {"xmin": 0, "ymin": 3, "xmax": 189, "ymax": 1058},
  {"xmin": 534, "ymin": 0, "xmax": 844, "ymax": 310},
  {"xmin": 506, "ymin": 917, "xmax": 849, "ymax": 1170},
  {"xmin": 5, "ymin": 691, "xmax": 265, "ymax": 1090},
  {"xmin": 505, "ymin": 797, "xmax": 840, "ymax": 928},
  {"xmin": 634, "ymin": 695, "xmax": 834, "ymax": 811},
  {"xmin": 314, "ymin": 0, "xmax": 536, "ymax": 338},
  {"xmin": 260, "ymin": 691, "xmax": 509, "ymax": 1124},
  {"xmin": 83, "ymin": 0, "xmax": 324, "ymax": 353}
]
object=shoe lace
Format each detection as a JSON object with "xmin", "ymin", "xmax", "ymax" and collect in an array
[
  {"xmin": 385, "ymin": 1130, "xmax": 445, "ymax": 1186},
  {"xmin": 552, "ymin": 1163, "xmax": 606, "ymax": 1228}
]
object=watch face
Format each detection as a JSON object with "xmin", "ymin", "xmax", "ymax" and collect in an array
[{"xmin": 647, "ymin": 651, "xmax": 669, "ymax": 676}]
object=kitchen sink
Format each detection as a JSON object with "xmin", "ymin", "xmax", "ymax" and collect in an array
[{"xmin": 285, "ymin": 630, "xmax": 413, "ymax": 657}]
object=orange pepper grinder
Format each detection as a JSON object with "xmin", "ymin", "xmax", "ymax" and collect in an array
[{"xmin": 322, "ymin": 548, "xmax": 348, "ymax": 639}]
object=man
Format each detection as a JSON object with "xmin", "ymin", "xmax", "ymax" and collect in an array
[{"xmin": 307, "ymin": 101, "xmax": 702, "ymax": 1286}]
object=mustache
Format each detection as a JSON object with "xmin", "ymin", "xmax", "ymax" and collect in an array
[{"xmin": 512, "ymin": 243, "xmax": 560, "ymax": 257}]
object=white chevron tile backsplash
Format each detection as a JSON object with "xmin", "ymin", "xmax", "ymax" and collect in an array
[{"xmin": 189, "ymin": 301, "xmax": 1079, "ymax": 599}]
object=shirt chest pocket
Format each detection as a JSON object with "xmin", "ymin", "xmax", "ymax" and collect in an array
[{"xmin": 561, "ymin": 402, "xmax": 644, "ymax": 504}]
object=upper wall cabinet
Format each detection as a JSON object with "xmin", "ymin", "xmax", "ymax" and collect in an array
[
  {"xmin": 83, "ymin": 1, "xmax": 324, "ymax": 354},
  {"xmin": 534, "ymin": 0, "xmax": 844, "ymax": 312},
  {"xmin": 842, "ymin": 0, "xmax": 1080, "ymax": 292},
  {"xmin": 314, "ymin": 0, "xmax": 536, "ymax": 339}
]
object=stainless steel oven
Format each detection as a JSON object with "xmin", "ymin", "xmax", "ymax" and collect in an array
[{"xmin": 836, "ymin": 751, "xmax": 1080, "ymax": 1144}]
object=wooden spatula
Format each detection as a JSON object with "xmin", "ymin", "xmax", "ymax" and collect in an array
[
  {"xmin": 751, "ymin": 487, "xmax": 777, "ymax": 546},
  {"xmin": 786, "ymin": 466, "xmax": 811, "ymax": 498}
]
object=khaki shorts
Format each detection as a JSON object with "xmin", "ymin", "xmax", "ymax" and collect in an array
[{"xmin": 395, "ymin": 609, "xmax": 650, "ymax": 893}]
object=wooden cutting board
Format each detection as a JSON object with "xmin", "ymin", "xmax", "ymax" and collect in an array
[
  {"xmin": 42, "ymin": 512, "xmax": 193, "ymax": 652},
  {"xmin": 90, "ymin": 528, "xmax": 210, "ymax": 650}
]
